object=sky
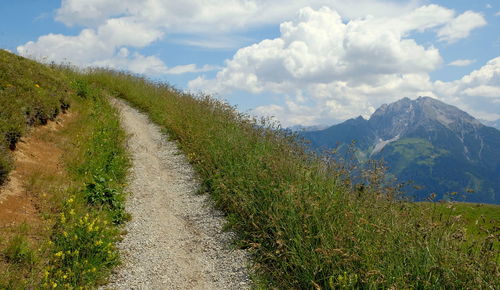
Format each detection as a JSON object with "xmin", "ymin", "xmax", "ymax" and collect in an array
[{"xmin": 1, "ymin": 0, "xmax": 499, "ymax": 127}]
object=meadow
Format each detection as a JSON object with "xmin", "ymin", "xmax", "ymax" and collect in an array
[
  {"xmin": 0, "ymin": 50, "xmax": 498, "ymax": 288},
  {"xmin": 85, "ymin": 70, "xmax": 498, "ymax": 288}
]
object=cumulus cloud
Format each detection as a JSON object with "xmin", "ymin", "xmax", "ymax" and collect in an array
[
  {"xmin": 165, "ymin": 64, "xmax": 220, "ymax": 75},
  {"xmin": 20, "ymin": 0, "xmax": 421, "ymax": 75},
  {"xmin": 433, "ymin": 58, "xmax": 500, "ymax": 120},
  {"xmin": 436, "ymin": 57, "xmax": 500, "ymax": 99},
  {"xmin": 448, "ymin": 59, "xmax": 476, "ymax": 67},
  {"xmin": 189, "ymin": 5, "xmax": 492, "ymax": 126},
  {"xmin": 437, "ymin": 11, "xmax": 486, "ymax": 43},
  {"xmin": 17, "ymin": 19, "xmax": 166, "ymax": 75},
  {"xmin": 54, "ymin": 0, "xmax": 421, "ymax": 33}
]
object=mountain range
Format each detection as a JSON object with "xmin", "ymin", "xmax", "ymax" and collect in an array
[{"xmin": 301, "ymin": 97, "xmax": 500, "ymax": 204}]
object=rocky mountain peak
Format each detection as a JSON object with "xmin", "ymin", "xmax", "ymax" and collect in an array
[{"xmin": 369, "ymin": 96, "xmax": 483, "ymax": 139}]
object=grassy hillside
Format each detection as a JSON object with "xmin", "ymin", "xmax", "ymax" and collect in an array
[
  {"xmin": 0, "ymin": 51, "xmax": 129, "ymax": 288},
  {"xmin": 0, "ymin": 50, "xmax": 71, "ymax": 184},
  {"xmin": 85, "ymin": 70, "xmax": 498, "ymax": 288},
  {"xmin": 1, "ymin": 51, "xmax": 498, "ymax": 288}
]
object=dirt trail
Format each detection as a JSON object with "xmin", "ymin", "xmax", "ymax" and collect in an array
[
  {"xmin": 105, "ymin": 99, "xmax": 249, "ymax": 289},
  {"xmin": 0, "ymin": 113, "xmax": 71, "ymax": 229}
]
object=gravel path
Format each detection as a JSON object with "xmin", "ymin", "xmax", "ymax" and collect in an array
[{"xmin": 104, "ymin": 98, "xmax": 249, "ymax": 289}]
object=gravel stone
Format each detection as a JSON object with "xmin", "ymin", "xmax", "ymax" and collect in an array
[{"xmin": 103, "ymin": 98, "xmax": 250, "ymax": 289}]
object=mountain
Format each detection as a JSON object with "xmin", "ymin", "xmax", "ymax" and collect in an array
[{"xmin": 302, "ymin": 97, "xmax": 500, "ymax": 204}]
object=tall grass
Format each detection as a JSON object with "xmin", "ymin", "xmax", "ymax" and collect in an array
[
  {"xmin": 0, "ymin": 51, "xmax": 129, "ymax": 289},
  {"xmin": 87, "ymin": 70, "xmax": 498, "ymax": 288},
  {"xmin": 39, "ymin": 75, "xmax": 129, "ymax": 288}
]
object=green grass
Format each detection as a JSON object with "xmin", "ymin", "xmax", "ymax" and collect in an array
[
  {"xmin": 0, "ymin": 50, "xmax": 71, "ymax": 184},
  {"xmin": 419, "ymin": 202, "xmax": 500, "ymax": 240},
  {"xmin": 0, "ymin": 51, "xmax": 129, "ymax": 289},
  {"xmin": 1, "ymin": 51, "xmax": 498, "ymax": 288},
  {"xmin": 85, "ymin": 69, "xmax": 499, "ymax": 289},
  {"xmin": 40, "ymin": 81, "xmax": 129, "ymax": 288}
]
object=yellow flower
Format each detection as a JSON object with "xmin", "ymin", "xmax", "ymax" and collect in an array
[
  {"xmin": 67, "ymin": 198, "xmax": 74, "ymax": 203},
  {"xmin": 54, "ymin": 251, "xmax": 64, "ymax": 257},
  {"xmin": 35, "ymin": 84, "xmax": 40, "ymax": 88},
  {"xmin": 52, "ymin": 282, "xmax": 57, "ymax": 288},
  {"xmin": 95, "ymin": 240, "xmax": 103, "ymax": 246},
  {"xmin": 69, "ymin": 209, "xmax": 75, "ymax": 215},
  {"xmin": 63, "ymin": 274, "xmax": 67, "ymax": 279},
  {"xmin": 63, "ymin": 231, "xmax": 68, "ymax": 237},
  {"xmin": 92, "ymin": 267, "xmax": 96, "ymax": 272}
]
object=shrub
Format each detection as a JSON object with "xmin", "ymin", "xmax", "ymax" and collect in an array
[
  {"xmin": 0, "ymin": 147, "xmax": 12, "ymax": 184},
  {"xmin": 83, "ymin": 175, "xmax": 127, "ymax": 224}
]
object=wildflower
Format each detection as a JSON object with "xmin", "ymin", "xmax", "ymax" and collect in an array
[
  {"xmin": 60, "ymin": 213, "xmax": 66, "ymax": 223},
  {"xmin": 35, "ymin": 84, "xmax": 40, "ymax": 88},
  {"xmin": 63, "ymin": 231, "xmax": 68, "ymax": 237},
  {"xmin": 69, "ymin": 209, "xmax": 75, "ymax": 215},
  {"xmin": 52, "ymin": 282, "xmax": 57, "ymax": 288},
  {"xmin": 63, "ymin": 274, "xmax": 67, "ymax": 279},
  {"xmin": 95, "ymin": 240, "xmax": 103, "ymax": 246},
  {"xmin": 54, "ymin": 251, "xmax": 64, "ymax": 257},
  {"xmin": 92, "ymin": 267, "xmax": 96, "ymax": 272}
]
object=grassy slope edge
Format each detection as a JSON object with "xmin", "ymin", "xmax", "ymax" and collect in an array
[
  {"xmin": 0, "ymin": 51, "xmax": 129, "ymax": 289},
  {"xmin": 86, "ymin": 70, "xmax": 498, "ymax": 289}
]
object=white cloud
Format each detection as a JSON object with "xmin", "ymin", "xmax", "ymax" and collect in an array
[
  {"xmin": 165, "ymin": 64, "xmax": 220, "ymax": 75},
  {"xmin": 189, "ymin": 6, "xmax": 444, "ymax": 124},
  {"xmin": 433, "ymin": 57, "xmax": 500, "ymax": 120},
  {"xmin": 495, "ymin": 11, "xmax": 500, "ymax": 16},
  {"xmin": 189, "ymin": 6, "xmax": 493, "ymax": 126},
  {"xmin": 16, "ymin": 21, "xmax": 166, "ymax": 75},
  {"xmin": 54, "ymin": 0, "xmax": 422, "ymax": 33},
  {"xmin": 437, "ymin": 11, "xmax": 486, "ymax": 43},
  {"xmin": 436, "ymin": 57, "xmax": 500, "ymax": 99},
  {"xmin": 21, "ymin": 0, "xmax": 422, "ymax": 75},
  {"xmin": 448, "ymin": 59, "xmax": 476, "ymax": 67}
]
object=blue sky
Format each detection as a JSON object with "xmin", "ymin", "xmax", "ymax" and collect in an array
[{"xmin": 1, "ymin": 0, "xmax": 499, "ymax": 126}]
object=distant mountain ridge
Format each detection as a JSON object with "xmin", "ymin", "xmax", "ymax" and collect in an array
[{"xmin": 302, "ymin": 97, "xmax": 500, "ymax": 204}]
